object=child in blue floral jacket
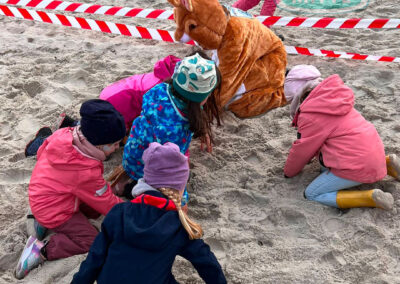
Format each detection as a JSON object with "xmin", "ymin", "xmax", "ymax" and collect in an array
[{"xmin": 120, "ymin": 53, "xmax": 221, "ymax": 201}]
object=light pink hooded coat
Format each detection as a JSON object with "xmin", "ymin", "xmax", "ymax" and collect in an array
[
  {"xmin": 29, "ymin": 128, "xmax": 123, "ymax": 229},
  {"xmin": 99, "ymin": 55, "xmax": 181, "ymax": 130},
  {"xmin": 284, "ymin": 75, "xmax": 386, "ymax": 183}
]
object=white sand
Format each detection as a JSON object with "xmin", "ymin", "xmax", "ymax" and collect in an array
[{"xmin": 1, "ymin": 0, "xmax": 400, "ymax": 283}]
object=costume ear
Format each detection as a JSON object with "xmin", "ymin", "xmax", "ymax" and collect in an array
[
  {"xmin": 181, "ymin": 0, "xmax": 193, "ymax": 12},
  {"xmin": 167, "ymin": 0, "xmax": 180, "ymax": 7}
]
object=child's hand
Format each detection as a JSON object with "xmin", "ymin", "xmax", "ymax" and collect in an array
[{"xmin": 200, "ymin": 134, "xmax": 212, "ymax": 153}]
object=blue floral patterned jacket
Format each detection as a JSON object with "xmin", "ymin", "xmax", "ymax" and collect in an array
[{"xmin": 122, "ymin": 83, "xmax": 192, "ymax": 180}]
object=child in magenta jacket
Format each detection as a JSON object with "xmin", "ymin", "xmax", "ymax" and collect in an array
[
  {"xmin": 283, "ymin": 65, "xmax": 400, "ymax": 210},
  {"xmin": 15, "ymin": 100, "xmax": 126, "ymax": 279},
  {"xmin": 99, "ymin": 55, "xmax": 181, "ymax": 132}
]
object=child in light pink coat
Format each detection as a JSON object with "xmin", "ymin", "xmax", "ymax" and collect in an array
[
  {"xmin": 283, "ymin": 65, "xmax": 400, "ymax": 211},
  {"xmin": 232, "ymin": 0, "xmax": 280, "ymax": 16},
  {"xmin": 15, "ymin": 99, "xmax": 126, "ymax": 279}
]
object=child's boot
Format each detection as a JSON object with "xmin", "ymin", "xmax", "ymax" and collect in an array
[
  {"xmin": 15, "ymin": 236, "xmax": 45, "ymax": 279},
  {"xmin": 386, "ymin": 154, "xmax": 400, "ymax": 181},
  {"xmin": 336, "ymin": 189, "xmax": 394, "ymax": 210},
  {"xmin": 24, "ymin": 127, "xmax": 52, "ymax": 157}
]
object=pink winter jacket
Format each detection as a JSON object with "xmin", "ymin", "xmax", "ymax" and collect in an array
[
  {"xmin": 99, "ymin": 55, "xmax": 181, "ymax": 130},
  {"xmin": 29, "ymin": 128, "xmax": 123, "ymax": 229},
  {"xmin": 284, "ymin": 75, "xmax": 386, "ymax": 183}
]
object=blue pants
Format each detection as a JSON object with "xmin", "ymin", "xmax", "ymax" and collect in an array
[{"xmin": 304, "ymin": 167, "xmax": 361, "ymax": 207}]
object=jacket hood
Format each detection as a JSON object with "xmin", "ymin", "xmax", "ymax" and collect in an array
[
  {"xmin": 124, "ymin": 191, "xmax": 184, "ymax": 251},
  {"xmin": 153, "ymin": 55, "xmax": 181, "ymax": 81},
  {"xmin": 131, "ymin": 178, "xmax": 158, "ymax": 197},
  {"xmin": 42, "ymin": 128, "xmax": 100, "ymax": 170},
  {"xmin": 300, "ymin": 74, "xmax": 354, "ymax": 116}
]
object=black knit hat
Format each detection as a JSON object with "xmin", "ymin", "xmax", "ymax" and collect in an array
[{"xmin": 80, "ymin": 99, "xmax": 125, "ymax": 146}]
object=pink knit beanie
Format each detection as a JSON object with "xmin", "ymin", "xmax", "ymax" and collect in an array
[
  {"xmin": 284, "ymin": 65, "xmax": 323, "ymax": 118},
  {"xmin": 143, "ymin": 142, "xmax": 189, "ymax": 191}
]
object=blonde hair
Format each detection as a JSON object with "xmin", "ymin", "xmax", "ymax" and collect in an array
[{"xmin": 158, "ymin": 187, "xmax": 203, "ymax": 240}]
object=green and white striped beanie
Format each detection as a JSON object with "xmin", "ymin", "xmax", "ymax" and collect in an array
[{"xmin": 172, "ymin": 53, "xmax": 217, "ymax": 103}]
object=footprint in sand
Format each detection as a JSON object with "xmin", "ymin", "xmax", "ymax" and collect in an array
[
  {"xmin": 8, "ymin": 152, "xmax": 26, "ymax": 163},
  {"xmin": 50, "ymin": 88, "xmax": 74, "ymax": 106},
  {"xmin": 280, "ymin": 208, "xmax": 307, "ymax": 225},
  {"xmin": 244, "ymin": 152, "xmax": 261, "ymax": 165},
  {"xmin": 224, "ymin": 190, "xmax": 268, "ymax": 222},
  {"xmin": 16, "ymin": 117, "xmax": 41, "ymax": 138},
  {"xmin": 0, "ymin": 169, "xmax": 31, "ymax": 185},
  {"xmin": 66, "ymin": 70, "xmax": 90, "ymax": 88},
  {"xmin": 0, "ymin": 121, "xmax": 11, "ymax": 137},
  {"xmin": 321, "ymin": 251, "xmax": 347, "ymax": 266},
  {"xmin": 23, "ymin": 81, "xmax": 43, "ymax": 98},
  {"xmin": 323, "ymin": 218, "xmax": 348, "ymax": 234},
  {"xmin": 204, "ymin": 238, "xmax": 228, "ymax": 264}
]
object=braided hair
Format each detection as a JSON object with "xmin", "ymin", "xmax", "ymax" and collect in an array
[{"xmin": 158, "ymin": 187, "xmax": 203, "ymax": 240}]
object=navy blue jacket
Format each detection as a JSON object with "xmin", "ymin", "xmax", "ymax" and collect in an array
[{"xmin": 71, "ymin": 191, "xmax": 226, "ymax": 284}]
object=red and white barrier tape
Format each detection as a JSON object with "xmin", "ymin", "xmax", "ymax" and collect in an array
[
  {"xmin": 0, "ymin": 5, "xmax": 190, "ymax": 43},
  {"xmin": 1, "ymin": 5, "xmax": 399, "ymax": 63},
  {"xmin": 0, "ymin": 0, "xmax": 174, "ymax": 19},
  {"xmin": 285, "ymin": 46, "xmax": 400, "ymax": 63},
  {"xmin": 1, "ymin": 0, "xmax": 400, "ymax": 29},
  {"xmin": 259, "ymin": 16, "xmax": 400, "ymax": 29}
]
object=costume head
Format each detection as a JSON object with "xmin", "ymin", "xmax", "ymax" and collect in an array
[
  {"xmin": 143, "ymin": 142, "xmax": 189, "ymax": 191},
  {"xmin": 284, "ymin": 65, "xmax": 323, "ymax": 118},
  {"xmin": 80, "ymin": 99, "xmax": 125, "ymax": 145},
  {"xmin": 167, "ymin": 0, "xmax": 228, "ymax": 49},
  {"xmin": 172, "ymin": 53, "xmax": 217, "ymax": 103}
]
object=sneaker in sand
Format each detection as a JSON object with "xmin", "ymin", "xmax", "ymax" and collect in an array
[{"xmin": 15, "ymin": 236, "xmax": 45, "ymax": 279}]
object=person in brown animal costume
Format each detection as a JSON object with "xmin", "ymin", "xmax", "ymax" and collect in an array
[{"xmin": 167, "ymin": 0, "xmax": 287, "ymax": 118}]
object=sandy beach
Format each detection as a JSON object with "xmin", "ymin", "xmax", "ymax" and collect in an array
[{"xmin": 0, "ymin": 0, "xmax": 400, "ymax": 283}]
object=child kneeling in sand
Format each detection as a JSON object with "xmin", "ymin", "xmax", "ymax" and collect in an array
[
  {"xmin": 15, "ymin": 99, "xmax": 126, "ymax": 279},
  {"xmin": 283, "ymin": 65, "xmax": 400, "ymax": 210},
  {"xmin": 71, "ymin": 142, "xmax": 227, "ymax": 284},
  {"xmin": 118, "ymin": 53, "xmax": 221, "ymax": 200}
]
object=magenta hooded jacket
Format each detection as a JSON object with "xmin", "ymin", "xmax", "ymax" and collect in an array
[
  {"xmin": 29, "ymin": 128, "xmax": 123, "ymax": 229},
  {"xmin": 284, "ymin": 75, "xmax": 386, "ymax": 183},
  {"xmin": 99, "ymin": 55, "xmax": 181, "ymax": 130}
]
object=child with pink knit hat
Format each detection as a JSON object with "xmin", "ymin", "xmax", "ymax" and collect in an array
[
  {"xmin": 283, "ymin": 65, "xmax": 400, "ymax": 211},
  {"xmin": 72, "ymin": 142, "xmax": 226, "ymax": 283}
]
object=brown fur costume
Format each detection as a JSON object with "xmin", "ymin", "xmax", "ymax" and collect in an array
[{"xmin": 168, "ymin": 0, "xmax": 287, "ymax": 118}]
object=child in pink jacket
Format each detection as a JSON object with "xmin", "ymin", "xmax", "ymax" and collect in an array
[
  {"xmin": 15, "ymin": 99, "xmax": 126, "ymax": 279},
  {"xmin": 283, "ymin": 65, "xmax": 400, "ymax": 210}
]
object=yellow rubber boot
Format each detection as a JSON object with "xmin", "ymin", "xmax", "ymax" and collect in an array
[
  {"xmin": 336, "ymin": 189, "xmax": 393, "ymax": 210},
  {"xmin": 386, "ymin": 154, "xmax": 400, "ymax": 180}
]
